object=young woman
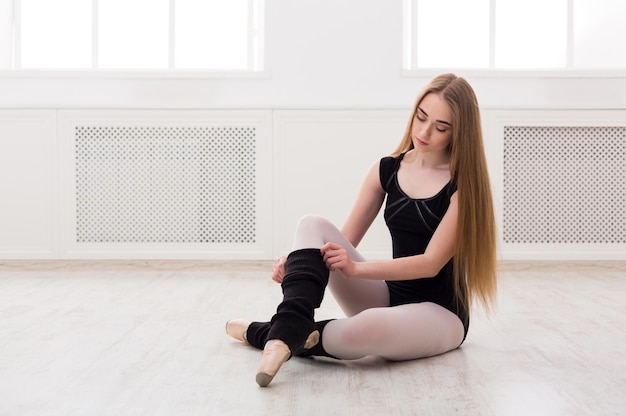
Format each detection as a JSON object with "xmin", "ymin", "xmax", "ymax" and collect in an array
[{"xmin": 226, "ymin": 73, "xmax": 497, "ymax": 387}]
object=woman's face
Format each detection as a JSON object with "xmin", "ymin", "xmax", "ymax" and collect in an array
[{"xmin": 411, "ymin": 93, "xmax": 453, "ymax": 155}]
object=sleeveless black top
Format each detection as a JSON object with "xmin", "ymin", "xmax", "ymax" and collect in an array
[{"xmin": 379, "ymin": 153, "xmax": 469, "ymax": 335}]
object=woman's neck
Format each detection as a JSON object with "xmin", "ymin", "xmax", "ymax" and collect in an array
[{"xmin": 407, "ymin": 149, "xmax": 450, "ymax": 170}]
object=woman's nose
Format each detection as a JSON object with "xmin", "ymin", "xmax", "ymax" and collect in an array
[{"xmin": 420, "ymin": 124, "xmax": 431, "ymax": 139}]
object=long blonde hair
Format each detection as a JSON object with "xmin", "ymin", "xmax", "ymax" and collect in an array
[{"xmin": 392, "ymin": 73, "xmax": 497, "ymax": 312}]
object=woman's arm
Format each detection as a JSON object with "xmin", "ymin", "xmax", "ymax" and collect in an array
[
  {"xmin": 341, "ymin": 160, "xmax": 387, "ymax": 248},
  {"xmin": 323, "ymin": 192, "xmax": 458, "ymax": 281}
]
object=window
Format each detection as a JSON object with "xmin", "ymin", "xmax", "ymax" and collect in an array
[
  {"xmin": 404, "ymin": 0, "xmax": 626, "ymax": 71},
  {"xmin": 4, "ymin": 0, "xmax": 264, "ymax": 71}
]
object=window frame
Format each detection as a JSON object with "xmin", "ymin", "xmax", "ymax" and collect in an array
[
  {"xmin": 402, "ymin": 0, "xmax": 626, "ymax": 79},
  {"xmin": 3, "ymin": 0, "xmax": 266, "ymax": 78}
]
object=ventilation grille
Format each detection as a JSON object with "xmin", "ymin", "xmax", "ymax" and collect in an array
[
  {"xmin": 503, "ymin": 126, "xmax": 625, "ymax": 244},
  {"xmin": 75, "ymin": 126, "xmax": 257, "ymax": 243}
]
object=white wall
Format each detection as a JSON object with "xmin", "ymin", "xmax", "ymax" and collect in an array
[{"xmin": 0, "ymin": 1, "xmax": 625, "ymax": 261}]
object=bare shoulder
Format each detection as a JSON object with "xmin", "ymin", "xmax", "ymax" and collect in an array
[{"xmin": 364, "ymin": 158, "xmax": 384, "ymax": 191}]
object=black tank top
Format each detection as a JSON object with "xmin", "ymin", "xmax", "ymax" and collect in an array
[{"xmin": 379, "ymin": 153, "xmax": 468, "ymax": 334}]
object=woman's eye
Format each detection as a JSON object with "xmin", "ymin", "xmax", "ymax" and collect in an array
[{"xmin": 436, "ymin": 126, "xmax": 447, "ymax": 133}]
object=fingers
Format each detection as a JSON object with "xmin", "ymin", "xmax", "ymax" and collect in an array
[
  {"xmin": 321, "ymin": 243, "xmax": 349, "ymax": 273},
  {"xmin": 271, "ymin": 256, "xmax": 287, "ymax": 283},
  {"xmin": 321, "ymin": 242, "xmax": 341, "ymax": 260},
  {"xmin": 324, "ymin": 248, "xmax": 356, "ymax": 277},
  {"xmin": 321, "ymin": 243, "xmax": 335, "ymax": 263}
]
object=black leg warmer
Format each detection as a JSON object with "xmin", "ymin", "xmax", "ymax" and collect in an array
[
  {"xmin": 265, "ymin": 248, "xmax": 330, "ymax": 356},
  {"xmin": 245, "ymin": 321, "xmax": 271, "ymax": 350}
]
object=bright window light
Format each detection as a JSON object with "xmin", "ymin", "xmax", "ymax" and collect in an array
[
  {"xmin": 20, "ymin": 0, "xmax": 92, "ymax": 69},
  {"xmin": 416, "ymin": 0, "xmax": 490, "ymax": 69},
  {"xmin": 98, "ymin": 0, "xmax": 169, "ymax": 69},
  {"xmin": 13, "ymin": 0, "xmax": 263, "ymax": 71},
  {"xmin": 175, "ymin": 0, "xmax": 248, "ymax": 70},
  {"xmin": 574, "ymin": 0, "xmax": 626, "ymax": 68},
  {"xmin": 496, "ymin": 0, "xmax": 567, "ymax": 69},
  {"xmin": 406, "ymin": 0, "xmax": 626, "ymax": 71}
]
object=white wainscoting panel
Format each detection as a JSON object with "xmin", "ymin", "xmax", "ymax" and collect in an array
[
  {"xmin": 273, "ymin": 110, "xmax": 409, "ymax": 259},
  {"xmin": 58, "ymin": 110, "xmax": 272, "ymax": 259},
  {"xmin": 485, "ymin": 109, "xmax": 626, "ymax": 260},
  {"xmin": 3, "ymin": 107, "xmax": 624, "ymax": 261},
  {"xmin": 0, "ymin": 110, "xmax": 58, "ymax": 258}
]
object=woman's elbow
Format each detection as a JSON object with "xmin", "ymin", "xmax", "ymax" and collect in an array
[
  {"xmin": 423, "ymin": 265, "xmax": 441, "ymax": 278},
  {"xmin": 421, "ymin": 255, "xmax": 450, "ymax": 278}
]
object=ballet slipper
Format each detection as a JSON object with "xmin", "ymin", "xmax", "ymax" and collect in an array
[
  {"xmin": 255, "ymin": 331, "xmax": 320, "ymax": 387},
  {"xmin": 225, "ymin": 319, "xmax": 252, "ymax": 345},
  {"xmin": 255, "ymin": 340, "xmax": 291, "ymax": 387}
]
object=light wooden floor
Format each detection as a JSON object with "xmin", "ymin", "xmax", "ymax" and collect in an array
[{"xmin": 0, "ymin": 260, "xmax": 624, "ymax": 416}]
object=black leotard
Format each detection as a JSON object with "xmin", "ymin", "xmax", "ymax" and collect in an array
[{"xmin": 379, "ymin": 152, "xmax": 469, "ymax": 336}]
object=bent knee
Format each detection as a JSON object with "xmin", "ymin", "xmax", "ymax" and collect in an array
[
  {"xmin": 294, "ymin": 215, "xmax": 338, "ymax": 241},
  {"xmin": 296, "ymin": 215, "xmax": 333, "ymax": 231}
]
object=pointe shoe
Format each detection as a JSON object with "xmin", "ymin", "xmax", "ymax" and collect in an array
[
  {"xmin": 255, "ymin": 330, "xmax": 320, "ymax": 387},
  {"xmin": 256, "ymin": 340, "xmax": 291, "ymax": 387},
  {"xmin": 225, "ymin": 319, "xmax": 252, "ymax": 345}
]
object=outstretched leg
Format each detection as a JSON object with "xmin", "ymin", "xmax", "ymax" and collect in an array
[
  {"xmin": 319, "ymin": 302, "xmax": 465, "ymax": 361},
  {"xmin": 234, "ymin": 303, "xmax": 464, "ymax": 362}
]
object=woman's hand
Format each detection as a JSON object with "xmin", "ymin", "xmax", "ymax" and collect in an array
[
  {"xmin": 321, "ymin": 242, "xmax": 357, "ymax": 277},
  {"xmin": 271, "ymin": 256, "xmax": 287, "ymax": 283}
]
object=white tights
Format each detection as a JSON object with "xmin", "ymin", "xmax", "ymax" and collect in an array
[{"xmin": 291, "ymin": 215, "xmax": 465, "ymax": 361}]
